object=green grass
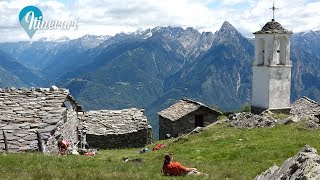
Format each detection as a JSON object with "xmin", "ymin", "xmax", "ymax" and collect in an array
[
  {"xmin": 1, "ymin": 122, "xmax": 320, "ymax": 179},
  {"xmin": 271, "ymin": 113, "xmax": 290, "ymax": 120},
  {"xmin": 217, "ymin": 115, "xmax": 228, "ymax": 121}
]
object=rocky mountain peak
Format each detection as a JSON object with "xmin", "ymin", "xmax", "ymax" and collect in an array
[
  {"xmin": 219, "ymin": 21, "xmax": 238, "ymax": 34},
  {"xmin": 185, "ymin": 27, "xmax": 199, "ymax": 34},
  {"xmin": 213, "ymin": 21, "xmax": 245, "ymax": 45},
  {"xmin": 151, "ymin": 26, "xmax": 185, "ymax": 39}
]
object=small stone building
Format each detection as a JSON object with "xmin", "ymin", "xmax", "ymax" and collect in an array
[
  {"xmin": 81, "ymin": 108, "xmax": 152, "ymax": 149},
  {"xmin": 291, "ymin": 96, "xmax": 320, "ymax": 117},
  {"xmin": 0, "ymin": 86, "xmax": 81, "ymax": 153},
  {"xmin": 0, "ymin": 86, "xmax": 152, "ymax": 152},
  {"xmin": 158, "ymin": 99, "xmax": 222, "ymax": 140}
]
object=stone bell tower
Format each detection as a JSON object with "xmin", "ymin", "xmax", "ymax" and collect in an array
[{"xmin": 251, "ymin": 4, "xmax": 292, "ymax": 114}]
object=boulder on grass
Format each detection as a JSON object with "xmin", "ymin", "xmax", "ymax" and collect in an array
[{"xmin": 255, "ymin": 145, "xmax": 320, "ymax": 180}]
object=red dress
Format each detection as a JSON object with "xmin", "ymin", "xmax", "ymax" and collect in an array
[{"xmin": 162, "ymin": 162, "xmax": 187, "ymax": 176}]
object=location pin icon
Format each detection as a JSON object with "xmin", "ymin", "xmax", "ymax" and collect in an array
[{"xmin": 19, "ymin": 6, "xmax": 43, "ymax": 39}]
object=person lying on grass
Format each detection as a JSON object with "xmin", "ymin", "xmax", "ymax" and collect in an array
[{"xmin": 161, "ymin": 154, "xmax": 208, "ymax": 176}]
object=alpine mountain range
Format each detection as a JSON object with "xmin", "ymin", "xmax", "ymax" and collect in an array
[{"xmin": 0, "ymin": 21, "xmax": 319, "ymax": 136}]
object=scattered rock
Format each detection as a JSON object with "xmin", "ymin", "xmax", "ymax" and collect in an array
[
  {"xmin": 261, "ymin": 110, "xmax": 274, "ymax": 116},
  {"xmin": 188, "ymin": 126, "xmax": 204, "ymax": 135},
  {"xmin": 306, "ymin": 115, "xmax": 320, "ymax": 129},
  {"xmin": 123, "ymin": 157, "xmax": 144, "ymax": 163},
  {"xmin": 276, "ymin": 114, "xmax": 320, "ymax": 129},
  {"xmin": 228, "ymin": 112, "xmax": 277, "ymax": 128},
  {"xmin": 279, "ymin": 115, "xmax": 299, "ymax": 125},
  {"xmin": 255, "ymin": 145, "xmax": 320, "ymax": 180}
]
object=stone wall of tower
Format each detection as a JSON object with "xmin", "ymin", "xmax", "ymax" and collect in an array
[
  {"xmin": 252, "ymin": 66, "xmax": 292, "ymax": 110},
  {"xmin": 252, "ymin": 66, "xmax": 270, "ymax": 108},
  {"xmin": 268, "ymin": 66, "xmax": 291, "ymax": 109}
]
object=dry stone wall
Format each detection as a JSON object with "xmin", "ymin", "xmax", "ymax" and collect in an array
[
  {"xmin": 81, "ymin": 108, "xmax": 151, "ymax": 149},
  {"xmin": 0, "ymin": 87, "xmax": 79, "ymax": 153},
  {"xmin": 44, "ymin": 110, "xmax": 79, "ymax": 154},
  {"xmin": 86, "ymin": 129, "xmax": 149, "ymax": 149}
]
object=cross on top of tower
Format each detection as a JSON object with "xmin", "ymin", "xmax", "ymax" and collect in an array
[{"xmin": 270, "ymin": 1, "xmax": 278, "ymax": 21}]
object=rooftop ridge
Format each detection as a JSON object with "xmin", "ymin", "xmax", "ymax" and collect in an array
[
  {"xmin": 301, "ymin": 96, "xmax": 319, "ymax": 105},
  {"xmin": 181, "ymin": 99, "xmax": 223, "ymax": 114},
  {"xmin": 158, "ymin": 99, "xmax": 222, "ymax": 121},
  {"xmin": 254, "ymin": 19, "xmax": 292, "ymax": 34},
  {"xmin": 0, "ymin": 86, "xmax": 68, "ymax": 93},
  {"xmin": 87, "ymin": 108, "xmax": 144, "ymax": 113},
  {"xmin": 82, "ymin": 108, "xmax": 149, "ymax": 135}
]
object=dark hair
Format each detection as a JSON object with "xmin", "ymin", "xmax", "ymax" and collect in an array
[{"xmin": 163, "ymin": 154, "xmax": 172, "ymax": 165}]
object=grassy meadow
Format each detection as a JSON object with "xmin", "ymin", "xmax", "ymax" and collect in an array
[{"xmin": 1, "ymin": 121, "xmax": 320, "ymax": 179}]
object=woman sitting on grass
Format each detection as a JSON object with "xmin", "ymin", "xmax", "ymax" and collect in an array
[{"xmin": 161, "ymin": 154, "xmax": 207, "ymax": 176}]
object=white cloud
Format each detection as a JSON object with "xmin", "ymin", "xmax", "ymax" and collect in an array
[{"xmin": 0, "ymin": 0, "xmax": 319, "ymax": 42}]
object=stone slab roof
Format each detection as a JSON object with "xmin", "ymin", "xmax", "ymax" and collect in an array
[
  {"xmin": 158, "ymin": 99, "xmax": 222, "ymax": 121},
  {"xmin": 0, "ymin": 87, "xmax": 71, "ymax": 123},
  {"xmin": 254, "ymin": 19, "xmax": 291, "ymax": 34},
  {"xmin": 291, "ymin": 96, "xmax": 320, "ymax": 117},
  {"xmin": 81, "ymin": 108, "xmax": 149, "ymax": 135},
  {"xmin": 0, "ymin": 86, "xmax": 76, "ymax": 152}
]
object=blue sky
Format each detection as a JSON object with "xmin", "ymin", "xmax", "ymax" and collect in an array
[{"xmin": 0, "ymin": 0, "xmax": 319, "ymax": 42}]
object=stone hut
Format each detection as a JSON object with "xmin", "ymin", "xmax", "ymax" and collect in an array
[
  {"xmin": 80, "ymin": 108, "xmax": 152, "ymax": 149},
  {"xmin": 0, "ymin": 86, "xmax": 81, "ymax": 153},
  {"xmin": 158, "ymin": 99, "xmax": 222, "ymax": 140},
  {"xmin": 291, "ymin": 96, "xmax": 320, "ymax": 117}
]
